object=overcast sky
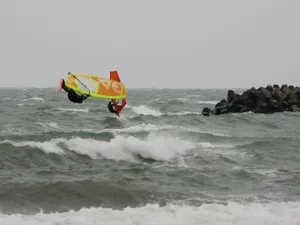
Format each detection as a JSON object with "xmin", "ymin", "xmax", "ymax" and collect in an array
[{"xmin": 1, "ymin": 0, "xmax": 300, "ymax": 88}]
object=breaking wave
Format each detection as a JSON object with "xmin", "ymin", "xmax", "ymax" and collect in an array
[
  {"xmin": 1, "ymin": 202, "xmax": 299, "ymax": 225},
  {"xmin": 1, "ymin": 133, "xmax": 196, "ymax": 162}
]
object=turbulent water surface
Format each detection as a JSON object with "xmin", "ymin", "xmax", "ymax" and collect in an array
[{"xmin": 0, "ymin": 88, "xmax": 300, "ymax": 224}]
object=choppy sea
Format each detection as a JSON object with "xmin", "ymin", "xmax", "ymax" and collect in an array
[{"xmin": 0, "ymin": 88, "xmax": 300, "ymax": 225}]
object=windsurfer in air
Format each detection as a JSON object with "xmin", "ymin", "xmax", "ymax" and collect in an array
[
  {"xmin": 61, "ymin": 79, "xmax": 89, "ymax": 103},
  {"xmin": 107, "ymin": 99, "xmax": 122, "ymax": 116}
]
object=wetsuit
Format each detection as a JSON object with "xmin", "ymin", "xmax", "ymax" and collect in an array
[
  {"xmin": 107, "ymin": 100, "xmax": 120, "ymax": 116},
  {"xmin": 67, "ymin": 90, "xmax": 88, "ymax": 103},
  {"xmin": 62, "ymin": 79, "xmax": 89, "ymax": 103}
]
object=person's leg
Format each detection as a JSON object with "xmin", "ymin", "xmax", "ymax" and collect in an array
[{"xmin": 61, "ymin": 79, "xmax": 71, "ymax": 93}]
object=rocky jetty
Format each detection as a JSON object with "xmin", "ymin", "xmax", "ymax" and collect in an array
[{"xmin": 202, "ymin": 84, "xmax": 300, "ymax": 116}]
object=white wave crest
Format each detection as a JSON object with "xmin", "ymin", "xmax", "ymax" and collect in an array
[
  {"xmin": 169, "ymin": 97, "xmax": 190, "ymax": 102},
  {"xmin": 148, "ymin": 98, "xmax": 160, "ymax": 103},
  {"xmin": 1, "ymin": 202, "xmax": 299, "ymax": 225},
  {"xmin": 63, "ymin": 134, "xmax": 196, "ymax": 161},
  {"xmin": 130, "ymin": 105, "xmax": 162, "ymax": 116},
  {"xmin": 63, "ymin": 123, "xmax": 230, "ymax": 138},
  {"xmin": 197, "ymin": 100, "xmax": 219, "ymax": 104},
  {"xmin": 167, "ymin": 111, "xmax": 202, "ymax": 116},
  {"xmin": 108, "ymin": 123, "xmax": 176, "ymax": 133},
  {"xmin": 128, "ymin": 105, "xmax": 203, "ymax": 117},
  {"xmin": 54, "ymin": 108, "xmax": 89, "ymax": 113},
  {"xmin": 22, "ymin": 97, "xmax": 45, "ymax": 102},
  {"xmin": 35, "ymin": 122, "xmax": 62, "ymax": 130},
  {"xmin": 0, "ymin": 139, "xmax": 65, "ymax": 154},
  {"xmin": 1, "ymin": 133, "xmax": 196, "ymax": 162}
]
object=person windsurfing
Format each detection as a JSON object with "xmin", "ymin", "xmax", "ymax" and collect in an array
[
  {"xmin": 107, "ymin": 99, "xmax": 123, "ymax": 116},
  {"xmin": 61, "ymin": 78, "xmax": 89, "ymax": 103}
]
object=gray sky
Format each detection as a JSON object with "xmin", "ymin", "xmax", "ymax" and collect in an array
[{"xmin": 1, "ymin": 0, "xmax": 300, "ymax": 88}]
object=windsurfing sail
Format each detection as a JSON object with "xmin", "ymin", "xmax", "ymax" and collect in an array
[
  {"xmin": 63, "ymin": 72, "xmax": 126, "ymax": 99},
  {"xmin": 109, "ymin": 71, "xmax": 127, "ymax": 114},
  {"xmin": 110, "ymin": 71, "xmax": 121, "ymax": 82}
]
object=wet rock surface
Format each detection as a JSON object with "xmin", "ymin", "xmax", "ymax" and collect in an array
[{"xmin": 202, "ymin": 84, "xmax": 300, "ymax": 116}]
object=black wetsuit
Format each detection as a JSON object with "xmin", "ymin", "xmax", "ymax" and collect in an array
[
  {"xmin": 67, "ymin": 90, "xmax": 88, "ymax": 103},
  {"xmin": 62, "ymin": 79, "xmax": 89, "ymax": 103},
  {"xmin": 107, "ymin": 101, "xmax": 117, "ymax": 113}
]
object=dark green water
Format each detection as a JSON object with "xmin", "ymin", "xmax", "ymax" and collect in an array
[{"xmin": 0, "ymin": 88, "xmax": 299, "ymax": 224}]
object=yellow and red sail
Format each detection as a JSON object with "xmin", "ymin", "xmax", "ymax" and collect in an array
[
  {"xmin": 58, "ymin": 71, "xmax": 127, "ymax": 113},
  {"xmin": 63, "ymin": 71, "xmax": 126, "ymax": 99}
]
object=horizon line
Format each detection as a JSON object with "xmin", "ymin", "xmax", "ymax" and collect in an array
[{"xmin": 0, "ymin": 86, "xmax": 255, "ymax": 90}]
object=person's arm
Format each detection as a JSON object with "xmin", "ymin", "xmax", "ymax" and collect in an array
[{"xmin": 111, "ymin": 99, "xmax": 118, "ymax": 106}]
